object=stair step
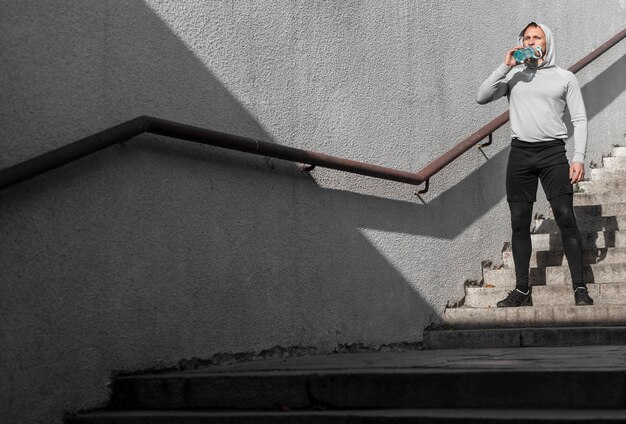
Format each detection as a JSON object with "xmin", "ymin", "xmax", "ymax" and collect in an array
[
  {"xmin": 88, "ymin": 360, "xmax": 626, "ymax": 411},
  {"xmin": 562, "ymin": 202, "xmax": 626, "ymax": 218},
  {"xmin": 67, "ymin": 343, "xmax": 626, "ymax": 421},
  {"xmin": 576, "ymin": 178, "xmax": 626, "ymax": 194},
  {"xmin": 545, "ymin": 262, "xmax": 626, "ymax": 285},
  {"xmin": 574, "ymin": 192, "xmax": 626, "ymax": 206},
  {"xmin": 530, "ymin": 230, "xmax": 626, "ymax": 250},
  {"xmin": 613, "ymin": 146, "xmax": 626, "ymax": 157},
  {"xmin": 464, "ymin": 282, "xmax": 626, "ymax": 308},
  {"xmin": 532, "ymin": 215, "xmax": 626, "ymax": 234},
  {"xmin": 483, "ymin": 267, "xmax": 545, "ymax": 287},
  {"xmin": 423, "ymin": 326, "xmax": 626, "ymax": 350},
  {"xmin": 464, "ymin": 286, "xmax": 510, "ymax": 308},
  {"xmin": 444, "ymin": 305, "xmax": 626, "ymax": 329},
  {"xmin": 483, "ymin": 262, "xmax": 626, "ymax": 287},
  {"xmin": 464, "ymin": 286, "xmax": 509, "ymax": 308},
  {"xmin": 589, "ymin": 168, "xmax": 626, "ymax": 181},
  {"xmin": 533, "ymin": 283, "xmax": 626, "ymax": 305},
  {"xmin": 601, "ymin": 156, "xmax": 626, "ymax": 170},
  {"xmin": 66, "ymin": 408, "xmax": 626, "ymax": 423},
  {"xmin": 502, "ymin": 247, "xmax": 626, "ymax": 268}
]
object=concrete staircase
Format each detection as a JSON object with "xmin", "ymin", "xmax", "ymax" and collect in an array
[
  {"xmin": 64, "ymin": 345, "xmax": 626, "ymax": 423},
  {"xmin": 426, "ymin": 144, "xmax": 626, "ymax": 349}
]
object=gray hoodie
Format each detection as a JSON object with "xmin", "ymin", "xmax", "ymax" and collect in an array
[{"xmin": 476, "ymin": 23, "xmax": 587, "ymax": 164}]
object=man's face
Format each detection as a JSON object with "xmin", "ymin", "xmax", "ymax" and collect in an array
[{"xmin": 522, "ymin": 26, "xmax": 547, "ymax": 57}]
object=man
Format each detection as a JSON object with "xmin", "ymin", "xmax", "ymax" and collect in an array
[{"xmin": 476, "ymin": 22, "xmax": 593, "ymax": 307}]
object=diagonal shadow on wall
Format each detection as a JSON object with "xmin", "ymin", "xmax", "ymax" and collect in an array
[
  {"xmin": 142, "ymin": 134, "xmax": 509, "ymax": 239},
  {"xmin": 580, "ymin": 52, "xmax": 626, "ymax": 121},
  {"xmin": 0, "ymin": 3, "xmax": 444, "ymax": 423}
]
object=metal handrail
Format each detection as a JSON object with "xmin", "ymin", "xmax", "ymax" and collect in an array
[
  {"xmin": 1, "ymin": 27, "xmax": 624, "ymax": 193},
  {"xmin": 0, "ymin": 116, "xmax": 426, "ymax": 190}
]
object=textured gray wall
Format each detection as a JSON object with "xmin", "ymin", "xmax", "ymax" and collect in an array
[{"xmin": 1, "ymin": 1, "xmax": 625, "ymax": 422}]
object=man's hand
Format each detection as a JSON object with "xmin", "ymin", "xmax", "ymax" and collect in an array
[
  {"xmin": 505, "ymin": 45, "xmax": 524, "ymax": 68},
  {"xmin": 570, "ymin": 162, "xmax": 585, "ymax": 184}
]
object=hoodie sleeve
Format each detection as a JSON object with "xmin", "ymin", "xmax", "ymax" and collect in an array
[
  {"xmin": 565, "ymin": 72, "xmax": 587, "ymax": 164},
  {"xmin": 476, "ymin": 63, "xmax": 512, "ymax": 104}
]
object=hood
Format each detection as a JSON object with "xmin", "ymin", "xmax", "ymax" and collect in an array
[{"xmin": 517, "ymin": 22, "xmax": 556, "ymax": 69}]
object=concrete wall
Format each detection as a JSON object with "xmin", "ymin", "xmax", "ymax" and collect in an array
[{"xmin": 1, "ymin": 1, "xmax": 625, "ymax": 422}]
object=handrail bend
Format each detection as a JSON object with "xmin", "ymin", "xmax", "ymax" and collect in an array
[
  {"xmin": 0, "ymin": 116, "xmax": 426, "ymax": 190},
  {"xmin": 1, "ymin": 27, "xmax": 624, "ymax": 193}
]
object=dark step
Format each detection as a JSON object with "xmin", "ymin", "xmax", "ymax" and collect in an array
[
  {"xmin": 106, "ymin": 367, "xmax": 626, "ymax": 411},
  {"xmin": 66, "ymin": 408, "xmax": 626, "ymax": 423},
  {"xmin": 66, "ymin": 346, "xmax": 626, "ymax": 423},
  {"xmin": 423, "ymin": 326, "xmax": 626, "ymax": 350}
]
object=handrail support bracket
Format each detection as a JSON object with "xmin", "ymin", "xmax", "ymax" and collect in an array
[
  {"xmin": 415, "ymin": 179, "xmax": 429, "ymax": 195},
  {"xmin": 478, "ymin": 133, "xmax": 493, "ymax": 149},
  {"xmin": 299, "ymin": 163, "xmax": 316, "ymax": 172}
]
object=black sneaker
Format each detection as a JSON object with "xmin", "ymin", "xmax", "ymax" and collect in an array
[
  {"xmin": 575, "ymin": 287, "xmax": 594, "ymax": 306},
  {"xmin": 497, "ymin": 288, "xmax": 532, "ymax": 308}
]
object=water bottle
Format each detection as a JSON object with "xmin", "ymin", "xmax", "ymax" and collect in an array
[{"xmin": 513, "ymin": 46, "xmax": 542, "ymax": 64}]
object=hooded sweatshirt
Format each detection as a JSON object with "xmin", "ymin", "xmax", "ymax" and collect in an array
[{"xmin": 476, "ymin": 23, "xmax": 587, "ymax": 164}]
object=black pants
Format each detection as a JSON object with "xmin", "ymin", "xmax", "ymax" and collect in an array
[{"xmin": 506, "ymin": 139, "xmax": 584, "ymax": 290}]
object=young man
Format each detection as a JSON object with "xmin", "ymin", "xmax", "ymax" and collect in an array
[{"xmin": 476, "ymin": 22, "xmax": 593, "ymax": 307}]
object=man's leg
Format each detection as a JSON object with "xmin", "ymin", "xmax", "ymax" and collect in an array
[
  {"xmin": 509, "ymin": 200, "xmax": 534, "ymax": 292},
  {"xmin": 549, "ymin": 194, "xmax": 593, "ymax": 305},
  {"xmin": 500, "ymin": 141, "xmax": 537, "ymax": 308},
  {"xmin": 497, "ymin": 201, "xmax": 534, "ymax": 307},
  {"xmin": 537, "ymin": 141, "xmax": 593, "ymax": 305},
  {"xmin": 549, "ymin": 194, "xmax": 584, "ymax": 288}
]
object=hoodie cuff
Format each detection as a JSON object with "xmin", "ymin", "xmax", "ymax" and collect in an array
[{"xmin": 572, "ymin": 152, "xmax": 585, "ymax": 165}]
